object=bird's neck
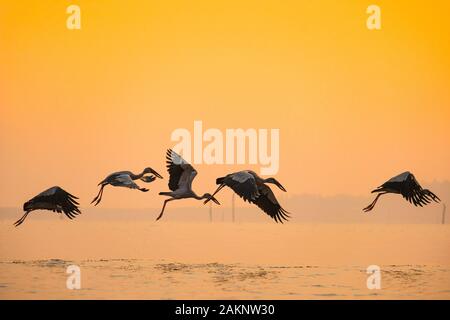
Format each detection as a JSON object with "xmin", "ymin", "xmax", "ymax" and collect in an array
[
  {"xmin": 130, "ymin": 170, "xmax": 146, "ymax": 180},
  {"xmin": 263, "ymin": 177, "xmax": 272, "ymax": 184},
  {"xmin": 193, "ymin": 192, "xmax": 203, "ymax": 200}
]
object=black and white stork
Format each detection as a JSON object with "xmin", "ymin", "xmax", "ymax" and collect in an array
[
  {"xmin": 14, "ymin": 186, "xmax": 81, "ymax": 227},
  {"xmin": 363, "ymin": 171, "xmax": 440, "ymax": 212},
  {"xmin": 156, "ymin": 149, "xmax": 220, "ymax": 221},
  {"xmin": 91, "ymin": 167, "xmax": 163, "ymax": 206},
  {"xmin": 204, "ymin": 170, "xmax": 290, "ymax": 223}
]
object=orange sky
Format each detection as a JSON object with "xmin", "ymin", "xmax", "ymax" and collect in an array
[{"xmin": 1, "ymin": 0, "xmax": 449, "ymax": 208}]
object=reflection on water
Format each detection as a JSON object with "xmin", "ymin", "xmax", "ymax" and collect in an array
[{"xmin": 0, "ymin": 259, "xmax": 449, "ymax": 299}]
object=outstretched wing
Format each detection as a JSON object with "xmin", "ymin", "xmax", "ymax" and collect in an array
[
  {"xmin": 52, "ymin": 187, "xmax": 81, "ymax": 219},
  {"xmin": 373, "ymin": 171, "xmax": 411, "ymax": 193},
  {"xmin": 166, "ymin": 149, "xmax": 197, "ymax": 191},
  {"xmin": 16, "ymin": 186, "xmax": 81, "ymax": 226},
  {"xmin": 34, "ymin": 186, "xmax": 81, "ymax": 219},
  {"xmin": 252, "ymin": 183, "xmax": 290, "ymax": 223},
  {"xmin": 114, "ymin": 174, "xmax": 140, "ymax": 189},
  {"xmin": 401, "ymin": 174, "xmax": 440, "ymax": 207},
  {"xmin": 220, "ymin": 171, "xmax": 289, "ymax": 223},
  {"xmin": 221, "ymin": 171, "xmax": 259, "ymax": 202}
]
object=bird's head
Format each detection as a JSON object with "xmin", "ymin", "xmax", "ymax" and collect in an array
[
  {"xmin": 23, "ymin": 200, "xmax": 33, "ymax": 212},
  {"xmin": 203, "ymin": 193, "xmax": 220, "ymax": 205},
  {"xmin": 143, "ymin": 167, "xmax": 163, "ymax": 179},
  {"xmin": 141, "ymin": 175, "xmax": 156, "ymax": 183},
  {"xmin": 264, "ymin": 177, "xmax": 287, "ymax": 192}
]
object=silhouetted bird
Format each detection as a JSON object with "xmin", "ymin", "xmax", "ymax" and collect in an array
[
  {"xmin": 205, "ymin": 170, "xmax": 290, "ymax": 223},
  {"xmin": 363, "ymin": 171, "xmax": 440, "ymax": 212},
  {"xmin": 14, "ymin": 186, "xmax": 81, "ymax": 227},
  {"xmin": 156, "ymin": 149, "xmax": 220, "ymax": 221},
  {"xmin": 91, "ymin": 167, "xmax": 162, "ymax": 206}
]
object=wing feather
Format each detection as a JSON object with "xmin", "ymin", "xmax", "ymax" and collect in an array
[
  {"xmin": 222, "ymin": 171, "xmax": 259, "ymax": 203},
  {"xmin": 251, "ymin": 183, "xmax": 290, "ymax": 223},
  {"xmin": 401, "ymin": 174, "xmax": 440, "ymax": 207},
  {"xmin": 166, "ymin": 149, "xmax": 196, "ymax": 191},
  {"xmin": 218, "ymin": 171, "xmax": 290, "ymax": 223}
]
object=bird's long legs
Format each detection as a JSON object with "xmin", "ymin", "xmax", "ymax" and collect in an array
[
  {"xmin": 156, "ymin": 198, "xmax": 176, "ymax": 221},
  {"xmin": 91, "ymin": 185, "xmax": 105, "ymax": 206},
  {"xmin": 363, "ymin": 192, "xmax": 387, "ymax": 212},
  {"xmin": 13, "ymin": 211, "xmax": 31, "ymax": 227},
  {"xmin": 203, "ymin": 184, "xmax": 226, "ymax": 204}
]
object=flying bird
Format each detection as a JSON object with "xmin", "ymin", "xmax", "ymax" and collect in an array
[
  {"xmin": 363, "ymin": 171, "xmax": 440, "ymax": 212},
  {"xmin": 91, "ymin": 167, "xmax": 163, "ymax": 206},
  {"xmin": 204, "ymin": 170, "xmax": 290, "ymax": 223},
  {"xmin": 156, "ymin": 149, "xmax": 220, "ymax": 221},
  {"xmin": 14, "ymin": 186, "xmax": 81, "ymax": 227}
]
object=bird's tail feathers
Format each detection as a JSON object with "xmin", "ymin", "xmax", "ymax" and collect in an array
[{"xmin": 159, "ymin": 192, "xmax": 172, "ymax": 196}]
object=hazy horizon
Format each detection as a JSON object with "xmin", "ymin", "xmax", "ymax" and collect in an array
[{"xmin": 1, "ymin": 179, "xmax": 447, "ymax": 224}]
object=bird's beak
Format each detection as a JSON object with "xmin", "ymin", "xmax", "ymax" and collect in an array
[
  {"xmin": 152, "ymin": 169, "xmax": 163, "ymax": 179},
  {"xmin": 211, "ymin": 196, "xmax": 220, "ymax": 205},
  {"xmin": 277, "ymin": 182, "xmax": 287, "ymax": 192},
  {"xmin": 204, "ymin": 196, "xmax": 220, "ymax": 205}
]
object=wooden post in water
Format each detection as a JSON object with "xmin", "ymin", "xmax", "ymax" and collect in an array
[
  {"xmin": 442, "ymin": 203, "xmax": 446, "ymax": 225},
  {"xmin": 209, "ymin": 202, "xmax": 213, "ymax": 223},
  {"xmin": 231, "ymin": 192, "xmax": 235, "ymax": 223}
]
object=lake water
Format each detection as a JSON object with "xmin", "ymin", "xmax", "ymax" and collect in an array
[{"xmin": 0, "ymin": 220, "xmax": 449, "ymax": 299}]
